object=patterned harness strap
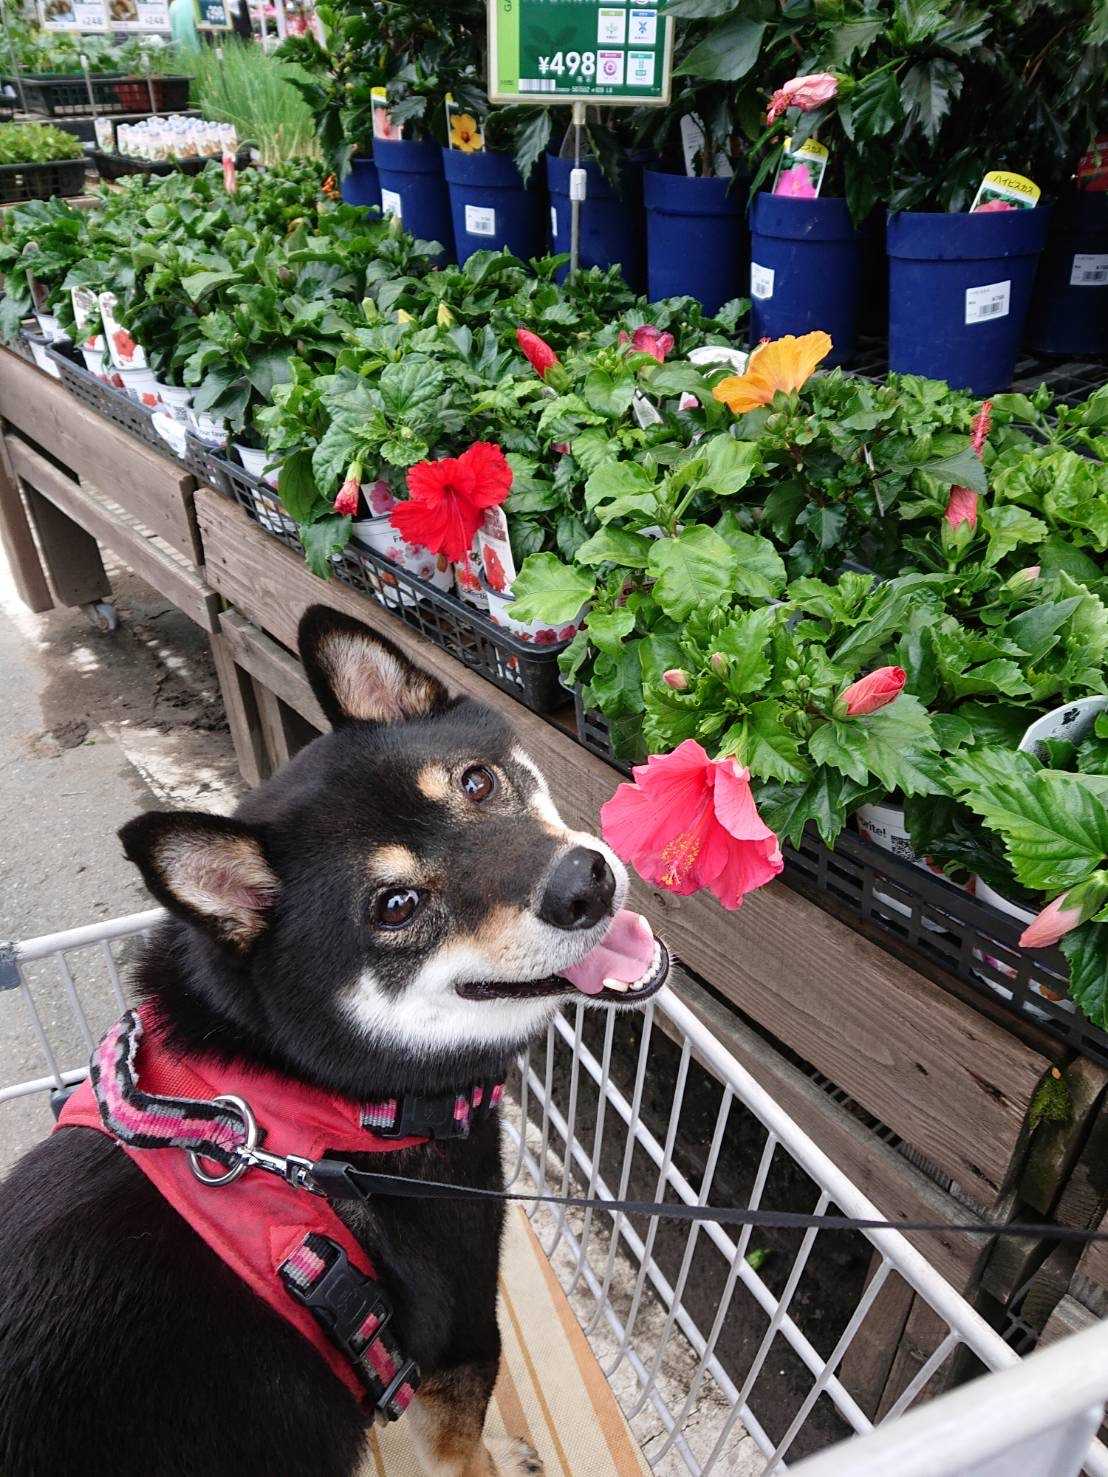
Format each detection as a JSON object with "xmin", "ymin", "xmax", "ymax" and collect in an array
[{"xmin": 279, "ymin": 1233, "xmax": 419, "ymax": 1421}]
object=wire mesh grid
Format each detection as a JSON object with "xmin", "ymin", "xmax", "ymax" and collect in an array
[
  {"xmin": 3, "ymin": 910, "xmax": 1107, "ymax": 1474},
  {"xmin": 849, "ymin": 337, "xmax": 1107, "ymax": 403}
]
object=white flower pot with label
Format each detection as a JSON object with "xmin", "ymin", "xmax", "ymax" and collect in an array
[
  {"xmin": 855, "ymin": 800, "xmax": 963, "ymax": 932},
  {"xmin": 481, "ymin": 577, "xmax": 584, "ymax": 647},
  {"xmin": 971, "ymin": 875, "xmax": 1072, "ymax": 1018},
  {"xmin": 351, "ymin": 513, "xmax": 452, "ymax": 610},
  {"xmin": 1018, "ymin": 694, "xmax": 1108, "ymax": 759},
  {"xmin": 234, "ymin": 444, "xmax": 295, "ymax": 537}
]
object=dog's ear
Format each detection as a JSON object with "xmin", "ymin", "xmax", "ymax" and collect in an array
[
  {"xmin": 119, "ymin": 811, "xmax": 278, "ymax": 951},
  {"xmin": 297, "ymin": 604, "xmax": 449, "ymax": 728}
]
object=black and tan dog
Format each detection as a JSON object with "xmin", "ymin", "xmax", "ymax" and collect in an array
[{"xmin": 0, "ymin": 605, "xmax": 668, "ymax": 1477}]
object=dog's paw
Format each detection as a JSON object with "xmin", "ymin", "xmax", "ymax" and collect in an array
[{"xmin": 487, "ymin": 1436, "xmax": 543, "ymax": 1474}]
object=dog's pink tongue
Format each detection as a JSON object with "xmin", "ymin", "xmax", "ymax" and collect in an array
[{"xmin": 559, "ymin": 909, "xmax": 656, "ymax": 996}]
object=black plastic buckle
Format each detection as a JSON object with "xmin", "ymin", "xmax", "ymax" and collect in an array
[
  {"xmin": 288, "ymin": 1243, "xmax": 393, "ymax": 1364},
  {"xmin": 379, "ymin": 1090, "xmax": 475, "ymax": 1140}
]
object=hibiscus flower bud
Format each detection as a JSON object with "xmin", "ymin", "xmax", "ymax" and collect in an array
[
  {"xmin": 834, "ymin": 666, "xmax": 906, "ymax": 718},
  {"xmin": 970, "ymin": 400, "xmax": 992, "ymax": 458},
  {"xmin": 333, "ymin": 461, "xmax": 363, "ymax": 517},
  {"xmin": 766, "ymin": 72, "xmax": 839, "ymax": 124},
  {"xmin": 630, "ymin": 325, "xmax": 676, "ymax": 364},
  {"xmin": 1007, "ymin": 564, "xmax": 1040, "ymax": 590},
  {"xmin": 709, "ymin": 652, "xmax": 729, "ymax": 676},
  {"xmin": 944, "ymin": 486, "xmax": 978, "ymax": 531},
  {"xmin": 1019, "ymin": 873, "xmax": 1108, "ymax": 949},
  {"xmin": 662, "ymin": 669, "xmax": 689, "ymax": 691},
  {"xmin": 516, "ymin": 326, "xmax": 560, "ymax": 380}
]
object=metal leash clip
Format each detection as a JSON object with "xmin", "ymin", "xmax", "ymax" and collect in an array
[{"xmin": 187, "ymin": 1093, "xmax": 324, "ymax": 1195}]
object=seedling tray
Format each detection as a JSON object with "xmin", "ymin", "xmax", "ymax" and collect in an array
[
  {"xmin": 12, "ymin": 73, "xmax": 190, "ymax": 118},
  {"xmin": 0, "ymin": 155, "xmax": 85, "ymax": 203},
  {"xmin": 572, "ymin": 693, "xmax": 1108, "ymax": 1068},
  {"xmin": 199, "ymin": 447, "xmax": 571, "ymax": 715},
  {"xmin": 93, "ymin": 147, "xmax": 251, "ymax": 182},
  {"xmin": 46, "ymin": 342, "xmax": 182, "ymax": 465}
]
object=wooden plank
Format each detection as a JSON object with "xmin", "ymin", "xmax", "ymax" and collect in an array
[
  {"xmin": 254, "ymin": 683, "xmax": 294, "ymax": 770},
  {"xmin": 195, "ymin": 488, "xmax": 1053, "ymax": 1206},
  {"xmin": 1021, "ymin": 1061, "xmax": 1108, "ymax": 1216},
  {"xmin": 208, "ymin": 631, "xmax": 269, "ymax": 788},
  {"xmin": 1040, "ymin": 1293, "xmax": 1097, "ymax": 1346},
  {"xmin": 217, "ymin": 610, "xmax": 328, "ymax": 732},
  {"xmin": 21, "ymin": 485, "xmax": 110, "ymax": 605},
  {"xmin": 0, "ymin": 430, "xmax": 52, "ymax": 611},
  {"xmin": 1053, "ymin": 1097, "xmax": 1108, "ymax": 1232},
  {"xmin": 839, "ymin": 1260, "xmax": 916, "ymax": 1420},
  {"xmin": 1019, "ymin": 1244, "xmax": 1081, "ymax": 1333},
  {"xmin": 1075, "ymin": 1211, "xmax": 1108, "ymax": 1309},
  {"xmin": 875, "ymin": 1297, "xmax": 953, "ymax": 1419},
  {"xmin": 0, "ymin": 347, "xmax": 201, "ymax": 563},
  {"xmin": 8, "ymin": 437, "xmax": 218, "ymax": 632}
]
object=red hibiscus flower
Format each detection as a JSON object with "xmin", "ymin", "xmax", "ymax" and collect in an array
[
  {"xmin": 516, "ymin": 327, "xmax": 559, "ymax": 379},
  {"xmin": 628, "ymin": 325, "xmax": 675, "ymax": 363},
  {"xmin": 600, "ymin": 739, "xmax": 783, "ymax": 910},
  {"xmin": 391, "ymin": 442, "xmax": 512, "ymax": 563}
]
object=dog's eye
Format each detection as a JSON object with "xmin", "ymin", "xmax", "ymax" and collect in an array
[
  {"xmin": 373, "ymin": 888, "xmax": 423, "ymax": 929},
  {"xmin": 460, "ymin": 765, "xmax": 496, "ymax": 803}
]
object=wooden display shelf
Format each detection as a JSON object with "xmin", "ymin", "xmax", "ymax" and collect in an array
[{"xmin": 197, "ymin": 486, "xmax": 1056, "ymax": 1218}]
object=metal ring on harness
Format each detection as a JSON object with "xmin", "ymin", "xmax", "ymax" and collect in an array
[{"xmin": 187, "ymin": 1094, "xmax": 255, "ymax": 1186}]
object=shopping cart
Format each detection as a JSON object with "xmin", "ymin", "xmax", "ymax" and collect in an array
[{"xmin": 3, "ymin": 909, "xmax": 1108, "ymax": 1476}]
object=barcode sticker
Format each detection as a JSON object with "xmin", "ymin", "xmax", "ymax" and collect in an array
[
  {"xmin": 465, "ymin": 204, "xmax": 497, "ymax": 237},
  {"xmin": 520, "ymin": 79, "xmax": 556, "ymax": 92},
  {"xmin": 965, "ymin": 279, "xmax": 1010, "ymax": 325},
  {"xmin": 380, "ymin": 188, "xmax": 402, "ymax": 222},
  {"xmin": 750, "ymin": 262, "xmax": 775, "ymax": 300},
  {"xmin": 1071, "ymin": 253, "xmax": 1108, "ymax": 287}
]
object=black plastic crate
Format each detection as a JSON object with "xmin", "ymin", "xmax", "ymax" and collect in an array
[
  {"xmin": 203, "ymin": 452, "xmax": 571, "ymax": 715},
  {"xmin": 16, "ymin": 73, "xmax": 190, "ymax": 118},
  {"xmin": 571, "ymin": 693, "xmax": 1108, "ymax": 1067},
  {"xmin": 93, "ymin": 147, "xmax": 251, "ymax": 182},
  {"xmin": 0, "ymin": 155, "xmax": 85, "ymax": 203},
  {"xmin": 46, "ymin": 342, "xmax": 184, "ymax": 465}
]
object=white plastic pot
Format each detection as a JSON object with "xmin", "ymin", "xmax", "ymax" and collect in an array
[
  {"xmin": 155, "ymin": 382, "xmax": 193, "ymax": 422},
  {"xmin": 110, "ymin": 364, "xmax": 162, "ymax": 408},
  {"xmin": 1019, "ymin": 695, "xmax": 1108, "ymax": 760},
  {"xmin": 184, "ymin": 405, "xmax": 227, "ymax": 447},
  {"xmin": 26, "ymin": 336, "xmax": 61, "ymax": 378},
  {"xmin": 972, "ymin": 875, "xmax": 1072, "ymax": 1016},
  {"xmin": 151, "ymin": 412, "xmax": 187, "ymax": 457},
  {"xmin": 80, "ymin": 345, "xmax": 108, "ymax": 378},
  {"xmin": 234, "ymin": 444, "xmax": 295, "ymax": 537},
  {"xmin": 855, "ymin": 800, "xmax": 961, "ymax": 932},
  {"xmin": 34, "ymin": 311, "xmax": 65, "ymax": 342},
  {"xmin": 351, "ymin": 513, "xmax": 452, "ymax": 610}
]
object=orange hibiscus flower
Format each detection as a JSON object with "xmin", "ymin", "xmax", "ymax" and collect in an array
[{"xmin": 712, "ymin": 331, "xmax": 833, "ymax": 414}]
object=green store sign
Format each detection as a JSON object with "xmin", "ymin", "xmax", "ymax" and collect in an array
[{"xmin": 488, "ymin": 0, "xmax": 673, "ymax": 106}]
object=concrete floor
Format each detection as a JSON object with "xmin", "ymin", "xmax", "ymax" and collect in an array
[{"xmin": 0, "ymin": 540, "xmax": 241, "ymax": 1166}]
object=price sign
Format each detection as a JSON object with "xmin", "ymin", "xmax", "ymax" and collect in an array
[
  {"xmin": 37, "ymin": 0, "xmax": 108, "ymax": 30},
  {"xmin": 488, "ymin": 0, "xmax": 672, "ymax": 106},
  {"xmin": 109, "ymin": 0, "xmax": 171, "ymax": 31},
  {"xmin": 195, "ymin": 0, "xmax": 231, "ymax": 28}
]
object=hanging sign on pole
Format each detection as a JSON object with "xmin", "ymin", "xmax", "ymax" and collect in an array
[
  {"xmin": 194, "ymin": 0, "xmax": 231, "ymax": 28},
  {"xmin": 37, "ymin": 0, "xmax": 108, "ymax": 30},
  {"xmin": 487, "ymin": 0, "xmax": 673, "ymax": 106}
]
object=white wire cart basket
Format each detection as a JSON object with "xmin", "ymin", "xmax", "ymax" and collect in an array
[{"xmin": 4, "ymin": 909, "xmax": 1108, "ymax": 1477}]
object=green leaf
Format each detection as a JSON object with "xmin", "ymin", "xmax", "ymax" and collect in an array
[
  {"xmin": 675, "ymin": 16, "xmax": 767, "ymax": 81},
  {"xmin": 247, "ymin": 350, "xmax": 293, "ymax": 399},
  {"xmin": 584, "ymin": 460, "xmax": 659, "ymax": 523},
  {"xmin": 810, "ymin": 720, "xmax": 871, "ymax": 785},
  {"xmin": 826, "ymin": 18, "xmax": 882, "ymax": 63},
  {"xmin": 757, "ymin": 771, "xmax": 879, "ymax": 848},
  {"xmin": 900, "ymin": 58, "xmax": 961, "ymax": 144},
  {"xmin": 585, "ymin": 607, "xmax": 635, "ymax": 656},
  {"xmin": 712, "ymin": 606, "xmax": 778, "ymax": 697},
  {"xmin": 299, "ymin": 515, "xmax": 350, "ymax": 579},
  {"xmin": 181, "ymin": 269, "xmax": 239, "ymax": 303},
  {"xmin": 719, "ymin": 699, "xmax": 807, "ymax": 783},
  {"xmin": 647, "ymin": 525, "xmax": 738, "ymax": 622},
  {"xmin": 715, "ymin": 512, "xmax": 787, "ymax": 598},
  {"xmin": 1061, "ymin": 924, "xmax": 1108, "ymax": 1030},
  {"xmin": 277, "ymin": 449, "xmax": 322, "ymax": 523},
  {"xmin": 508, "ymin": 554, "xmax": 596, "ymax": 624},
  {"xmin": 852, "ymin": 694, "xmax": 943, "ymax": 797},
  {"xmin": 980, "ymin": 504, "xmax": 1047, "ymax": 568},
  {"xmin": 575, "ymin": 526, "xmax": 653, "ymax": 569},
  {"xmin": 920, "ymin": 446, "xmax": 987, "ymax": 492},
  {"xmin": 847, "ymin": 68, "xmax": 901, "ymax": 139},
  {"xmin": 965, "ymin": 775, "xmax": 1108, "ymax": 892},
  {"xmin": 583, "ymin": 367, "xmax": 636, "ymax": 418},
  {"xmin": 693, "ymin": 435, "xmax": 761, "ymax": 496}
]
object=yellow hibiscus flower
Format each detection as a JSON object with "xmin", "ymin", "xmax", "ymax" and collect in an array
[
  {"xmin": 450, "ymin": 113, "xmax": 484, "ymax": 153},
  {"xmin": 712, "ymin": 331, "xmax": 833, "ymax": 413}
]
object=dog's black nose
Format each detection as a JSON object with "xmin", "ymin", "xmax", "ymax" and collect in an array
[{"xmin": 539, "ymin": 847, "xmax": 616, "ymax": 931}]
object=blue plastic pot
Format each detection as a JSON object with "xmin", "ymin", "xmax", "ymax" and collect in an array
[
  {"xmin": 887, "ymin": 207, "xmax": 1051, "ymax": 394},
  {"xmin": 441, "ymin": 148, "xmax": 545, "ymax": 265},
  {"xmin": 1026, "ymin": 192, "xmax": 1108, "ymax": 357},
  {"xmin": 748, "ymin": 193, "xmax": 861, "ymax": 365},
  {"xmin": 340, "ymin": 156, "xmax": 380, "ymax": 211},
  {"xmin": 545, "ymin": 153, "xmax": 646, "ymax": 290},
  {"xmin": 373, "ymin": 137, "xmax": 454, "ymax": 264},
  {"xmin": 644, "ymin": 171, "xmax": 746, "ymax": 315}
]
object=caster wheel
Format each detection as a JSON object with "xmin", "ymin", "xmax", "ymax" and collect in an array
[{"xmin": 83, "ymin": 599, "xmax": 119, "ymax": 634}]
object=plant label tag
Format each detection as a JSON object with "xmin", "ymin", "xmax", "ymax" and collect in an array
[
  {"xmin": 750, "ymin": 262, "xmax": 774, "ymax": 300},
  {"xmin": 1076, "ymin": 134, "xmax": 1108, "ymax": 192},
  {"xmin": 964, "ymin": 279, "xmax": 1011, "ymax": 324},
  {"xmin": 380, "ymin": 189, "xmax": 403, "ymax": 222},
  {"xmin": 1070, "ymin": 253, "xmax": 1108, "ymax": 286},
  {"xmin": 222, "ymin": 150, "xmax": 237, "ymax": 194},
  {"xmin": 71, "ymin": 287, "xmax": 98, "ymax": 334},
  {"xmin": 626, "ymin": 52, "xmax": 656, "ymax": 88},
  {"xmin": 628, "ymin": 9, "xmax": 657, "ymax": 44},
  {"xmin": 99, "ymin": 292, "xmax": 147, "ymax": 369},
  {"xmin": 371, "ymin": 86, "xmax": 402, "ymax": 141},
  {"xmin": 632, "ymin": 390, "xmax": 663, "ymax": 427},
  {"xmin": 773, "ymin": 136, "xmax": 828, "ymax": 198},
  {"xmin": 445, "ymin": 93, "xmax": 484, "ymax": 152},
  {"xmin": 970, "ymin": 170, "xmax": 1040, "ymax": 212},
  {"xmin": 94, "ymin": 117, "xmax": 114, "ymax": 152},
  {"xmin": 596, "ymin": 51, "xmax": 625, "ymax": 86},
  {"xmin": 476, "ymin": 505, "xmax": 517, "ymax": 596},
  {"xmin": 550, "ymin": 205, "xmax": 558, "ymax": 237},
  {"xmin": 677, "ymin": 111, "xmax": 731, "ymax": 178},
  {"xmin": 465, "ymin": 204, "xmax": 497, "ymax": 237}
]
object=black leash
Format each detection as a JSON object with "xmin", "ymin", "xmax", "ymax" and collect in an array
[{"xmin": 309, "ymin": 1159, "xmax": 1108, "ymax": 1244}]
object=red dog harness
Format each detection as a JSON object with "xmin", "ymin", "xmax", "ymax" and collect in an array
[{"xmin": 56, "ymin": 1006, "xmax": 503, "ymax": 1419}]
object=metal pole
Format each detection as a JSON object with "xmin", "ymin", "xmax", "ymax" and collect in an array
[
  {"xmin": 1, "ymin": 0, "xmax": 27, "ymax": 116},
  {"xmin": 142, "ymin": 51, "xmax": 156, "ymax": 115},
  {"xmin": 80, "ymin": 52, "xmax": 99, "ymax": 122},
  {"xmin": 568, "ymin": 99, "xmax": 586, "ymax": 280},
  {"xmin": 257, "ymin": 0, "xmax": 269, "ymax": 54}
]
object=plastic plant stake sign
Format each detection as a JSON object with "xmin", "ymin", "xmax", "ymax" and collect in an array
[
  {"xmin": 970, "ymin": 170, "xmax": 1041, "ymax": 212},
  {"xmin": 487, "ymin": 0, "xmax": 673, "ymax": 105},
  {"xmin": 773, "ymin": 137, "xmax": 828, "ymax": 199}
]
